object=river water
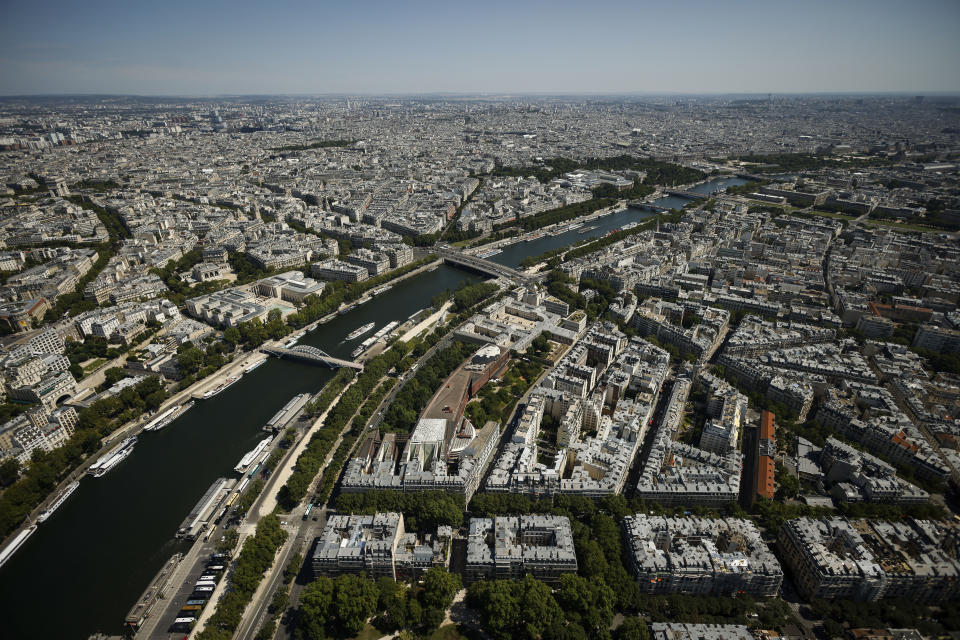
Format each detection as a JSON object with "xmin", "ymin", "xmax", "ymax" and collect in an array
[
  {"xmin": 0, "ymin": 175, "xmax": 745, "ymax": 638},
  {"xmin": 488, "ymin": 176, "xmax": 747, "ymax": 269},
  {"xmin": 1, "ymin": 265, "xmax": 482, "ymax": 639}
]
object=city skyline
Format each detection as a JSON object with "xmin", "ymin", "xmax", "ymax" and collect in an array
[{"xmin": 1, "ymin": 0, "xmax": 959, "ymax": 96}]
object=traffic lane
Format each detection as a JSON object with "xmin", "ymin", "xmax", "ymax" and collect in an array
[{"xmin": 146, "ymin": 540, "xmax": 218, "ymax": 639}]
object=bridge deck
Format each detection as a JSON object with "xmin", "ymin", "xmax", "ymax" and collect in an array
[
  {"xmin": 666, "ymin": 189, "xmax": 708, "ymax": 199},
  {"xmin": 262, "ymin": 346, "xmax": 363, "ymax": 370},
  {"xmin": 436, "ymin": 247, "xmax": 540, "ymax": 283}
]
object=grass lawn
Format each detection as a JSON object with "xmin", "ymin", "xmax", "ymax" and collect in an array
[
  {"xmin": 863, "ymin": 218, "xmax": 942, "ymax": 234},
  {"xmin": 807, "ymin": 209, "xmax": 855, "ymax": 221},
  {"xmin": 352, "ymin": 623, "xmax": 469, "ymax": 640},
  {"xmin": 352, "ymin": 624, "xmax": 384, "ymax": 640},
  {"xmin": 82, "ymin": 357, "xmax": 107, "ymax": 375},
  {"xmin": 428, "ymin": 625, "xmax": 468, "ymax": 640}
]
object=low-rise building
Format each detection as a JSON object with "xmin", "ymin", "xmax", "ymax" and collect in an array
[
  {"xmin": 464, "ymin": 515, "xmax": 577, "ymax": 585},
  {"xmin": 650, "ymin": 623, "xmax": 756, "ymax": 640},
  {"xmin": 778, "ymin": 517, "xmax": 960, "ymax": 602},
  {"xmin": 622, "ymin": 515, "xmax": 782, "ymax": 597},
  {"xmin": 254, "ymin": 271, "xmax": 325, "ymax": 304},
  {"xmin": 311, "ymin": 258, "xmax": 368, "ymax": 283}
]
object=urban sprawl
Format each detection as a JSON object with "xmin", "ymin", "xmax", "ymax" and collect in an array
[{"xmin": 1, "ymin": 95, "xmax": 960, "ymax": 640}]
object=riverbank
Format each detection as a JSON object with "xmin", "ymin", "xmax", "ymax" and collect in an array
[
  {"xmin": 397, "ymin": 300, "xmax": 452, "ymax": 343},
  {"xmin": 462, "ymin": 174, "xmax": 740, "ymax": 259},
  {"xmin": 0, "ymin": 258, "xmax": 447, "ymax": 552},
  {"xmin": 190, "ymin": 375, "xmax": 357, "ymax": 638},
  {"xmin": 0, "ymin": 267, "xmax": 460, "ymax": 637},
  {"xmin": 463, "ymin": 200, "xmax": 628, "ymax": 256}
]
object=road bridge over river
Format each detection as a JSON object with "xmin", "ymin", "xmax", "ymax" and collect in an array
[
  {"xmin": 261, "ymin": 345, "xmax": 363, "ymax": 370},
  {"xmin": 434, "ymin": 246, "xmax": 543, "ymax": 284}
]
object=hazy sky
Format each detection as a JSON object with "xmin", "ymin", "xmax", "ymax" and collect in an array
[{"xmin": 1, "ymin": 0, "xmax": 958, "ymax": 96}]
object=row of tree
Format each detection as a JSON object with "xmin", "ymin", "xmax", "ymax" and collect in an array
[
  {"xmin": 381, "ymin": 341, "xmax": 475, "ymax": 433},
  {"xmin": 313, "ymin": 377, "xmax": 396, "ymax": 504},
  {"xmin": 275, "ymin": 341, "xmax": 413, "ymax": 510},
  {"xmin": 496, "ymin": 198, "xmax": 616, "ymax": 233},
  {"xmin": 234, "ymin": 478, "xmax": 265, "ymax": 517},
  {"xmin": 451, "ymin": 281, "xmax": 499, "ymax": 312},
  {"xmin": 334, "ymin": 490, "xmax": 466, "ymax": 530},
  {"xmin": 197, "ymin": 514, "xmax": 289, "ymax": 639},
  {"xmin": 303, "ymin": 369, "xmax": 354, "ymax": 417}
]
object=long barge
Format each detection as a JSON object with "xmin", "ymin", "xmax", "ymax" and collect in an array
[
  {"xmin": 243, "ymin": 358, "xmax": 266, "ymax": 374},
  {"xmin": 371, "ymin": 320, "xmax": 400, "ymax": 340},
  {"xmin": 200, "ymin": 374, "xmax": 242, "ymax": 399},
  {"xmin": 234, "ymin": 437, "xmax": 272, "ymax": 474},
  {"xmin": 87, "ymin": 436, "xmax": 137, "ymax": 477},
  {"xmin": 352, "ymin": 336, "xmax": 377, "ymax": 358},
  {"xmin": 143, "ymin": 402, "xmax": 194, "ymax": 432},
  {"xmin": 350, "ymin": 320, "xmax": 401, "ymax": 358},
  {"xmin": 263, "ymin": 393, "xmax": 311, "ymax": 431},
  {"xmin": 124, "ymin": 552, "xmax": 183, "ymax": 630},
  {"xmin": 345, "ymin": 322, "xmax": 375, "ymax": 341},
  {"xmin": 177, "ymin": 478, "xmax": 234, "ymax": 539},
  {"xmin": 36, "ymin": 480, "xmax": 80, "ymax": 523}
]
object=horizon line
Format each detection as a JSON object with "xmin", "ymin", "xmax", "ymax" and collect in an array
[{"xmin": 2, "ymin": 90, "xmax": 960, "ymax": 99}]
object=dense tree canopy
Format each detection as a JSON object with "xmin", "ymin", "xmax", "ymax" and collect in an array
[
  {"xmin": 382, "ymin": 341, "xmax": 475, "ymax": 434},
  {"xmin": 297, "ymin": 567, "xmax": 460, "ymax": 638},
  {"xmin": 334, "ymin": 491, "xmax": 465, "ymax": 529}
]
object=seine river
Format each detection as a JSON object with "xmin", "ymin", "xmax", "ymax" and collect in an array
[{"xmin": 0, "ymin": 176, "xmax": 744, "ymax": 638}]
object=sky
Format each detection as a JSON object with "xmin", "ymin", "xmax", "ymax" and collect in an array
[{"xmin": 1, "ymin": 0, "xmax": 958, "ymax": 96}]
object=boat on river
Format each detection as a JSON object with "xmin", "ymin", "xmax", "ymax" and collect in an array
[
  {"xmin": 346, "ymin": 322, "xmax": 375, "ymax": 341},
  {"xmin": 201, "ymin": 375, "xmax": 241, "ymax": 399},
  {"xmin": 37, "ymin": 481, "xmax": 80, "ymax": 523}
]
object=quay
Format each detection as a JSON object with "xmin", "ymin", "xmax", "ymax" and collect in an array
[{"xmin": 124, "ymin": 553, "xmax": 183, "ymax": 631}]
